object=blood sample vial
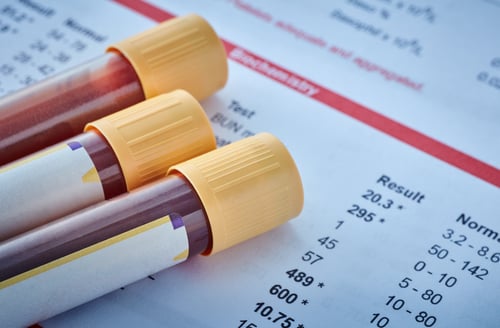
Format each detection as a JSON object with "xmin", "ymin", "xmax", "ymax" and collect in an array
[{"xmin": 0, "ymin": 14, "xmax": 227, "ymax": 165}]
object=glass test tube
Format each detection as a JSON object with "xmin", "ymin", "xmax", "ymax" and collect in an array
[
  {"xmin": 0, "ymin": 90, "xmax": 215, "ymax": 242},
  {"xmin": 0, "ymin": 133, "xmax": 304, "ymax": 328},
  {"xmin": 0, "ymin": 14, "xmax": 228, "ymax": 166}
]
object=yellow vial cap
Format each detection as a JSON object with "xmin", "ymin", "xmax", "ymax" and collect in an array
[
  {"xmin": 85, "ymin": 90, "xmax": 216, "ymax": 191},
  {"xmin": 108, "ymin": 14, "xmax": 228, "ymax": 100},
  {"xmin": 169, "ymin": 133, "xmax": 304, "ymax": 255}
]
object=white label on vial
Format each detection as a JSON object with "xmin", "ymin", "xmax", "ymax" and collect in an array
[
  {"xmin": 0, "ymin": 141, "xmax": 105, "ymax": 240},
  {"xmin": 0, "ymin": 214, "xmax": 189, "ymax": 328}
]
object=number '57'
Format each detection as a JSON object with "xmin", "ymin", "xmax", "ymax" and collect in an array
[{"xmin": 302, "ymin": 251, "xmax": 323, "ymax": 264}]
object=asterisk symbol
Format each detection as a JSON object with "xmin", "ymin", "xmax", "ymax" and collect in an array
[
  {"xmin": 317, "ymin": 282, "xmax": 325, "ymax": 288},
  {"xmin": 380, "ymin": 9, "xmax": 390, "ymax": 19},
  {"xmin": 398, "ymin": 205, "xmax": 404, "ymax": 210},
  {"xmin": 301, "ymin": 299, "xmax": 309, "ymax": 305},
  {"xmin": 297, "ymin": 324, "xmax": 305, "ymax": 328}
]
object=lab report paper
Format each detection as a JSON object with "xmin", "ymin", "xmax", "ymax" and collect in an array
[{"xmin": 0, "ymin": 1, "xmax": 498, "ymax": 327}]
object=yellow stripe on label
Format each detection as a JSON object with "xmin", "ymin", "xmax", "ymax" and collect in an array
[
  {"xmin": 0, "ymin": 215, "xmax": 172, "ymax": 290},
  {"xmin": 82, "ymin": 166, "xmax": 100, "ymax": 183},
  {"xmin": 0, "ymin": 143, "xmax": 67, "ymax": 174},
  {"xmin": 174, "ymin": 249, "xmax": 189, "ymax": 261}
]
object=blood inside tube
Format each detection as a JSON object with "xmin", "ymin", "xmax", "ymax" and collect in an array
[
  {"xmin": 0, "ymin": 52, "xmax": 144, "ymax": 166},
  {"xmin": 79, "ymin": 131, "xmax": 127, "ymax": 199}
]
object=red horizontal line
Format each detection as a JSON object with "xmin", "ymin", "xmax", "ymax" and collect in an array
[
  {"xmin": 113, "ymin": 0, "xmax": 174, "ymax": 21},
  {"xmin": 114, "ymin": 0, "xmax": 499, "ymax": 187}
]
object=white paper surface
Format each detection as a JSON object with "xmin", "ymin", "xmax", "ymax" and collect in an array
[{"xmin": 0, "ymin": 1, "xmax": 498, "ymax": 327}]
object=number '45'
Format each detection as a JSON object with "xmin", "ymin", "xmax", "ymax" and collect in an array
[{"xmin": 318, "ymin": 236, "xmax": 338, "ymax": 250}]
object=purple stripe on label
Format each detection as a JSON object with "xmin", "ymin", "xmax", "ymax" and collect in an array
[
  {"xmin": 67, "ymin": 141, "xmax": 82, "ymax": 150},
  {"xmin": 170, "ymin": 213, "xmax": 184, "ymax": 230}
]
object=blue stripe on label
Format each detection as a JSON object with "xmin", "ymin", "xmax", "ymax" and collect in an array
[
  {"xmin": 67, "ymin": 141, "xmax": 82, "ymax": 150},
  {"xmin": 170, "ymin": 213, "xmax": 184, "ymax": 229}
]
